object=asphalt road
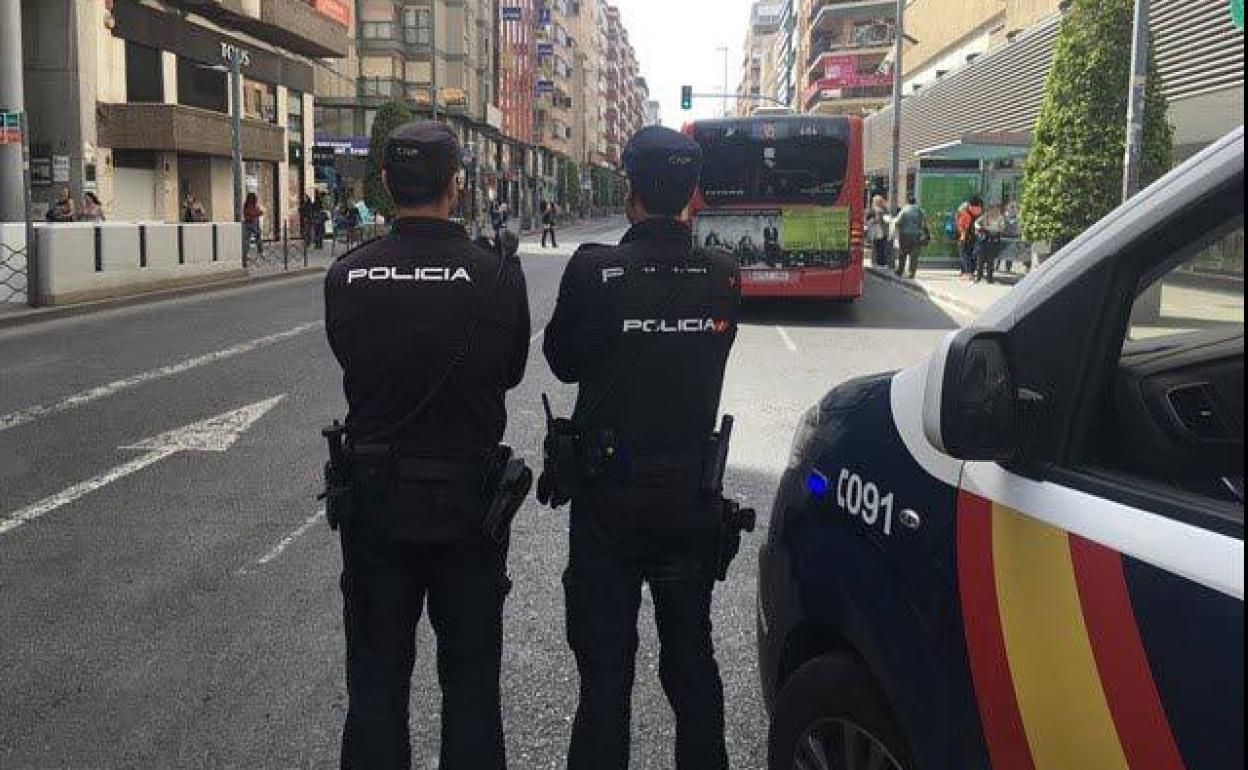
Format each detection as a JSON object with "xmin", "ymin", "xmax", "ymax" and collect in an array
[{"xmin": 0, "ymin": 218, "xmax": 968, "ymax": 769}]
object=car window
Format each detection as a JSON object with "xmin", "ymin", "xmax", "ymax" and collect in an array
[
  {"xmin": 1129, "ymin": 225, "xmax": 1245, "ymax": 340},
  {"xmin": 1079, "ymin": 222, "xmax": 1246, "ymax": 521}
]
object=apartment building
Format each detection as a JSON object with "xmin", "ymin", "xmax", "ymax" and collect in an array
[
  {"xmin": 600, "ymin": 4, "xmax": 645, "ymax": 167},
  {"xmin": 18, "ymin": 0, "xmax": 348, "ymax": 231},
  {"xmin": 796, "ymin": 0, "xmax": 897, "ymax": 115},
  {"xmin": 736, "ymin": 1, "xmax": 783, "ymax": 116},
  {"xmin": 769, "ymin": 0, "xmax": 799, "ymax": 107},
  {"xmin": 313, "ymin": 0, "xmax": 503, "ymax": 220}
]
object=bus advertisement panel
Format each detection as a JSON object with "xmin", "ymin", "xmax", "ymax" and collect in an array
[{"xmin": 687, "ymin": 115, "xmax": 865, "ymax": 300}]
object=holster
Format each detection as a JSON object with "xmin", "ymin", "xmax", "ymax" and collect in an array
[{"xmin": 483, "ymin": 445, "xmax": 534, "ymax": 544}]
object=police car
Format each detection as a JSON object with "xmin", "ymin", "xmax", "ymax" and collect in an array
[{"xmin": 758, "ymin": 127, "xmax": 1244, "ymax": 770}]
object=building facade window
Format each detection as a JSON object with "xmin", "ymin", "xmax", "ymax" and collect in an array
[
  {"xmin": 176, "ymin": 55, "xmax": 228, "ymax": 113},
  {"xmin": 288, "ymin": 90, "xmax": 304, "ymax": 144},
  {"xmin": 125, "ymin": 41, "xmax": 164, "ymax": 103}
]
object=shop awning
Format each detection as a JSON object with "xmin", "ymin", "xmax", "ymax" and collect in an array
[{"xmin": 916, "ymin": 131, "xmax": 1033, "ymax": 163}]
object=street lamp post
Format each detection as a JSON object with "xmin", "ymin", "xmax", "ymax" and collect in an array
[
  {"xmin": 1122, "ymin": 0, "xmax": 1150, "ymax": 202},
  {"xmin": 228, "ymin": 48, "xmax": 246, "ymax": 263},
  {"xmin": 888, "ymin": 0, "xmax": 907, "ymax": 213},
  {"xmin": 718, "ymin": 46, "xmax": 730, "ymax": 118}
]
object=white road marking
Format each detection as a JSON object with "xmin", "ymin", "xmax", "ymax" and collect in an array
[
  {"xmin": 530, "ymin": 329, "xmax": 545, "ymax": 345},
  {"xmin": 243, "ymin": 509, "xmax": 327, "ymax": 572},
  {"xmin": 0, "ymin": 323, "xmax": 320, "ymax": 434},
  {"xmin": 0, "ymin": 396, "xmax": 286, "ymax": 537},
  {"xmin": 776, "ymin": 326, "xmax": 798, "ymax": 353},
  {"xmin": 0, "ymin": 448, "xmax": 179, "ymax": 536}
]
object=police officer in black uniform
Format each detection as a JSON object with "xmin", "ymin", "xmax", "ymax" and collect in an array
[
  {"xmin": 543, "ymin": 126, "xmax": 741, "ymax": 770},
  {"xmin": 324, "ymin": 120, "xmax": 530, "ymax": 770}
]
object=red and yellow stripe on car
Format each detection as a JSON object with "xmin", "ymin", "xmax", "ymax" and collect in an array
[{"xmin": 957, "ymin": 491, "xmax": 1188, "ymax": 770}]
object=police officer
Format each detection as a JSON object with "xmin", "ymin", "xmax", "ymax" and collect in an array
[
  {"xmin": 543, "ymin": 126, "xmax": 741, "ymax": 770},
  {"xmin": 324, "ymin": 120, "xmax": 530, "ymax": 770}
]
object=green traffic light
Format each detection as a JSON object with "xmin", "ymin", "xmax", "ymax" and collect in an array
[{"xmin": 681, "ymin": 86, "xmax": 693, "ymax": 111}]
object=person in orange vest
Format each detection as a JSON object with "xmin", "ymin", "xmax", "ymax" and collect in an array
[{"xmin": 955, "ymin": 195, "xmax": 984, "ymax": 279}]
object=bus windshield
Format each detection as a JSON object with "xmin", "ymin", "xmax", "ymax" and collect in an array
[{"xmin": 693, "ymin": 119, "xmax": 850, "ymax": 206}]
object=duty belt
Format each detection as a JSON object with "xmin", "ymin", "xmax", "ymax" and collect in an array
[{"xmin": 349, "ymin": 444, "xmax": 488, "ymax": 487}]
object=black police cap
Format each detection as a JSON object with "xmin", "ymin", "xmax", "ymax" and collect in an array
[
  {"xmin": 384, "ymin": 121, "xmax": 461, "ymax": 199},
  {"xmin": 622, "ymin": 126, "xmax": 703, "ymax": 215}
]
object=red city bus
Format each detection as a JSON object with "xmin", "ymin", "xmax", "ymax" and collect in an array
[{"xmin": 686, "ymin": 115, "xmax": 866, "ymax": 300}]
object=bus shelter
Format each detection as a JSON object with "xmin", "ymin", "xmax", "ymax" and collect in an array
[{"xmin": 914, "ymin": 132, "xmax": 1032, "ymax": 268}]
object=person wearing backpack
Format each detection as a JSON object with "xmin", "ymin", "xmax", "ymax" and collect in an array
[{"xmin": 955, "ymin": 195, "xmax": 984, "ymax": 279}]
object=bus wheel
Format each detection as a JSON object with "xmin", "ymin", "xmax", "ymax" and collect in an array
[{"xmin": 767, "ymin": 654, "xmax": 913, "ymax": 770}]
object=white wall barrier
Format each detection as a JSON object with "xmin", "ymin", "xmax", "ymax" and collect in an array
[{"xmin": 32, "ymin": 222, "xmax": 245, "ymax": 306}]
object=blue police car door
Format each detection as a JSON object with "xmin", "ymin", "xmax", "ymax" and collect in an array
[{"xmin": 947, "ymin": 152, "xmax": 1244, "ymax": 769}]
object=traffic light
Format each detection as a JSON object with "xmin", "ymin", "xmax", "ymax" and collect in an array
[{"xmin": 681, "ymin": 86, "xmax": 693, "ymax": 111}]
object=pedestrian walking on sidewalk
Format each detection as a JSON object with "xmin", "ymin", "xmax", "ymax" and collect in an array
[
  {"xmin": 867, "ymin": 195, "xmax": 892, "ymax": 268},
  {"xmin": 243, "ymin": 193, "xmax": 265, "ymax": 262},
  {"xmin": 80, "ymin": 192, "xmax": 105, "ymax": 222},
  {"xmin": 299, "ymin": 195, "xmax": 316, "ymax": 245},
  {"xmin": 893, "ymin": 197, "xmax": 929, "ymax": 279},
  {"xmin": 541, "ymin": 200, "xmax": 559, "ymax": 248}
]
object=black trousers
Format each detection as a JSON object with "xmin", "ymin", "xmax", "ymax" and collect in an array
[
  {"xmin": 339, "ymin": 527, "xmax": 509, "ymax": 770},
  {"xmin": 975, "ymin": 238, "xmax": 1000, "ymax": 283},
  {"xmin": 542, "ymin": 223, "xmax": 558, "ymax": 248},
  {"xmin": 564, "ymin": 511, "xmax": 728, "ymax": 770}
]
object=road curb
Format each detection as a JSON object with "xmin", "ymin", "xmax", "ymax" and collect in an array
[
  {"xmin": 865, "ymin": 266, "xmax": 986, "ymax": 318},
  {"xmin": 0, "ymin": 266, "xmax": 325, "ymax": 331}
]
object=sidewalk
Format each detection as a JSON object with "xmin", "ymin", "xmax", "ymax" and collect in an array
[
  {"xmin": 0, "ymin": 242, "xmax": 335, "ymax": 330},
  {"xmin": 866, "ymin": 264, "xmax": 1023, "ymax": 317}
]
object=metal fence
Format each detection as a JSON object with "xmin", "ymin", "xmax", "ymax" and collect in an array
[{"xmin": 0, "ymin": 238, "xmax": 28, "ymax": 305}]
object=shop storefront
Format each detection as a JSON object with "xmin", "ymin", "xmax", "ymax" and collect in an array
[{"xmin": 96, "ymin": 2, "xmax": 317, "ymax": 229}]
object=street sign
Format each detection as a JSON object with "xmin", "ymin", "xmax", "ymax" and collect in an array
[{"xmin": 0, "ymin": 111, "xmax": 23, "ymax": 145}]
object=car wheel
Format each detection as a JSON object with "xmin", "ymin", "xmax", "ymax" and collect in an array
[{"xmin": 768, "ymin": 654, "xmax": 913, "ymax": 770}]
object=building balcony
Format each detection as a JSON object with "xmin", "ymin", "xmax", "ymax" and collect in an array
[
  {"xmin": 803, "ymin": 81, "xmax": 893, "ymax": 112},
  {"xmin": 806, "ymin": 49, "xmax": 893, "ymax": 90},
  {"xmin": 97, "ymin": 102, "xmax": 285, "ymax": 162},
  {"xmin": 166, "ymin": 0, "xmax": 350, "ymax": 58},
  {"xmin": 810, "ymin": 0, "xmax": 896, "ymax": 30}
]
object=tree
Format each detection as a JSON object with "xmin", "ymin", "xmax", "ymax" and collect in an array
[
  {"xmin": 558, "ymin": 158, "xmax": 582, "ymax": 213},
  {"xmin": 364, "ymin": 101, "xmax": 414, "ymax": 218},
  {"xmin": 1020, "ymin": 0, "xmax": 1173, "ymax": 244}
]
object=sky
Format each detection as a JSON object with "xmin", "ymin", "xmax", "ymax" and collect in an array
[{"xmin": 611, "ymin": 0, "xmax": 759, "ymax": 127}]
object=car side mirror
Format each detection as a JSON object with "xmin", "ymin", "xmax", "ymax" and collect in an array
[{"xmin": 923, "ymin": 329, "xmax": 1031, "ymax": 462}]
